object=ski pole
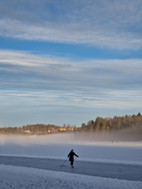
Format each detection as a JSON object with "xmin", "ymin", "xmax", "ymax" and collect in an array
[
  {"xmin": 73, "ymin": 156, "xmax": 79, "ymax": 167},
  {"xmin": 60, "ymin": 157, "xmax": 68, "ymax": 168},
  {"xmin": 74, "ymin": 156, "xmax": 79, "ymax": 161}
]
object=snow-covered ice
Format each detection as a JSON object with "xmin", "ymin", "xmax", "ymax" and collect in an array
[
  {"xmin": 0, "ymin": 165, "xmax": 142, "ymax": 189},
  {"xmin": 0, "ymin": 134, "xmax": 142, "ymax": 189},
  {"xmin": 0, "ymin": 134, "xmax": 142, "ymax": 165}
]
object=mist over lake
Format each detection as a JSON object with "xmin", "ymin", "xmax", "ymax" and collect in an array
[{"xmin": 0, "ymin": 133, "xmax": 142, "ymax": 165}]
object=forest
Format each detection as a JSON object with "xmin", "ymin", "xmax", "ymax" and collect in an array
[
  {"xmin": 0, "ymin": 113, "xmax": 142, "ymax": 135},
  {"xmin": 81, "ymin": 112, "xmax": 142, "ymax": 132}
]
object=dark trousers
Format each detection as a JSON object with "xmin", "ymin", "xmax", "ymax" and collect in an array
[{"xmin": 70, "ymin": 161, "xmax": 73, "ymax": 166}]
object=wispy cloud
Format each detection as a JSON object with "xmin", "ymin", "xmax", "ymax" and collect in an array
[
  {"xmin": 0, "ymin": 88, "xmax": 142, "ymax": 110},
  {"xmin": 1, "ymin": 50, "xmax": 142, "ymax": 84},
  {"xmin": 0, "ymin": 50, "xmax": 142, "ymax": 91},
  {"xmin": 0, "ymin": 0, "xmax": 142, "ymax": 49},
  {"xmin": 0, "ymin": 1, "xmax": 142, "ymax": 126}
]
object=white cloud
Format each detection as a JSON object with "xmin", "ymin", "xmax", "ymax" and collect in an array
[
  {"xmin": 0, "ymin": 0, "xmax": 142, "ymax": 49},
  {"xmin": 0, "ymin": 87, "xmax": 142, "ymax": 115},
  {"xmin": 0, "ymin": 50, "xmax": 141, "ymax": 126},
  {"xmin": 0, "ymin": 50, "xmax": 142, "ymax": 91},
  {"xmin": 0, "ymin": 1, "xmax": 142, "ymax": 126},
  {"xmin": 0, "ymin": 50, "xmax": 142, "ymax": 109}
]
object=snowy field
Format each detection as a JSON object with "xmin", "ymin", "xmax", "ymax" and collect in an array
[
  {"xmin": 0, "ymin": 134, "xmax": 142, "ymax": 189},
  {"xmin": 0, "ymin": 165, "xmax": 142, "ymax": 189}
]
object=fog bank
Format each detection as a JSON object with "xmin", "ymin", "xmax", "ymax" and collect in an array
[{"xmin": 0, "ymin": 128, "xmax": 142, "ymax": 148}]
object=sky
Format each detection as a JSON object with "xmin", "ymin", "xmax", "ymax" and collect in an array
[{"xmin": 0, "ymin": 0, "xmax": 142, "ymax": 127}]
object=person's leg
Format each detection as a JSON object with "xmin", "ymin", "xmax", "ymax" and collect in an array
[{"xmin": 71, "ymin": 161, "xmax": 74, "ymax": 168}]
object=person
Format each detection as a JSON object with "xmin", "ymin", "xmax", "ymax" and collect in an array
[{"xmin": 68, "ymin": 149, "xmax": 79, "ymax": 168}]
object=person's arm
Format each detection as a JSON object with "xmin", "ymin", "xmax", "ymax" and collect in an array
[
  {"xmin": 74, "ymin": 152, "xmax": 79, "ymax": 157},
  {"xmin": 68, "ymin": 152, "xmax": 70, "ymax": 157}
]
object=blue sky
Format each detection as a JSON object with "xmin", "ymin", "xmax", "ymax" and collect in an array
[{"xmin": 0, "ymin": 0, "xmax": 142, "ymax": 127}]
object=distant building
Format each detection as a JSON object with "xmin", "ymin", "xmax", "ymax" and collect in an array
[
  {"xmin": 24, "ymin": 130, "xmax": 31, "ymax": 134},
  {"xmin": 60, "ymin": 128, "xmax": 66, "ymax": 131}
]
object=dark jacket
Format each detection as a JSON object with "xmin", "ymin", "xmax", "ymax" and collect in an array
[{"xmin": 68, "ymin": 151, "xmax": 78, "ymax": 162}]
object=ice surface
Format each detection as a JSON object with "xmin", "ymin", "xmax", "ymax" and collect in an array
[
  {"xmin": 0, "ymin": 134, "xmax": 142, "ymax": 188},
  {"xmin": 0, "ymin": 134, "xmax": 142, "ymax": 165},
  {"xmin": 0, "ymin": 165, "xmax": 142, "ymax": 189}
]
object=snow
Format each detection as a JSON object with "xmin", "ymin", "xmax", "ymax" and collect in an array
[
  {"xmin": 0, "ymin": 165, "xmax": 142, "ymax": 189},
  {"xmin": 0, "ymin": 134, "xmax": 142, "ymax": 188}
]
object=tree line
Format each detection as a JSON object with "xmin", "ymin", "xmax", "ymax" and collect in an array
[
  {"xmin": 0, "ymin": 124, "xmax": 76, "ymax": 135},
  {"xmin": 81, "ymin": 113, "xmax": 142, "ymax": 132},
  {"xmin": 0, "ymin": 113, "xmax": 142, "ymax": 135}
]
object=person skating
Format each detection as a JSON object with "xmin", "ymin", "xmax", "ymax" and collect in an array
[{"xmin": 68, "ymin": 149, "xmax": 79, "ymax": 168}]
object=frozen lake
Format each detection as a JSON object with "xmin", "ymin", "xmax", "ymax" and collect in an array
[
  {"xmin": 0, "ymin": 134, "xmax": 142, "ymax": 165},
  {"xmin": 0, "ymin": 134, "xmax": 142, "ymax": 189},
  {"xmin": 0, "ymin": 156, "xmax": 142, "ymax": 181}
]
